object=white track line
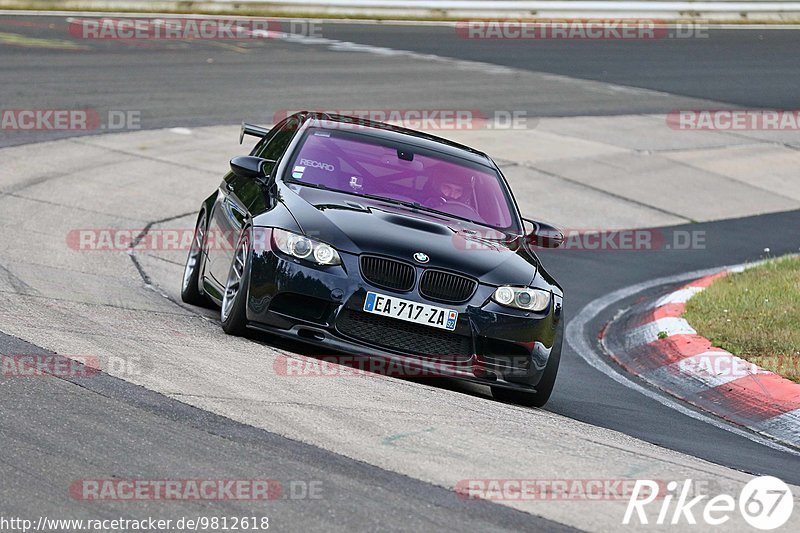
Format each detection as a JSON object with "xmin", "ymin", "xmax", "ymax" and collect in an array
[{"xmin": 566, "ymin": 264, "xmax": 800, "ymax": 457}]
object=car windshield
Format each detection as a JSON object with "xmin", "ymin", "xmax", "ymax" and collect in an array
[{"xmin": 284, "ymin": 127, "xmax": 517, "ymax": 230}]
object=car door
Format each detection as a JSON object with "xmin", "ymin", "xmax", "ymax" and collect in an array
[
  {"xmin": 207, "ymin": 117, "xmax": 299, "ymax": 286},
  {"xmin": 206, "ymin": 171, "xmax": 251, "ymax": 286}
]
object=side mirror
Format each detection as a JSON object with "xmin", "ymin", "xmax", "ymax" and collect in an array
[
  {"xmin": 230, "ymin": 156, "xmax": 276, "ymax": 180},
  {"xmin": 522, "ymin": 218, "xmax": 564, "ymax": 248}
]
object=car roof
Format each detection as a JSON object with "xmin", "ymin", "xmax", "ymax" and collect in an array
[{"xmin": 295, "ymin": 112, "xmax": 494, "ymax": 168}]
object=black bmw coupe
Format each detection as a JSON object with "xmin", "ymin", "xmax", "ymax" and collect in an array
[{"xmin": 182, "ymin": 112, "xmax": 565, "ymax": 406}]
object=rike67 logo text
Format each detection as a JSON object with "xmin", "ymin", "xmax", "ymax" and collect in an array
[{"xmin": 624, "ymin": 477, "xmax": 793, "ymax": 529}]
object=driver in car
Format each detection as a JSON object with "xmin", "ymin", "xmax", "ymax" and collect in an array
[
  {"xmin": 424, "ymin": 175, "xmax": 481, "ymax": 219},
  {"xmin": 440, "ymin": 180, "xmax": 467, "ymax": 202}
]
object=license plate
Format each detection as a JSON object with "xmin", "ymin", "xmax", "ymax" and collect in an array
[{"xmin": 363, "ymin": 291, "xmax": 458, "ymax": 331}]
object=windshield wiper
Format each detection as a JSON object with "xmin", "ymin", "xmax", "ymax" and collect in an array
[
  {"xmin": 346, "ymin": 192, "xmax": 465, "ymax": 221},
  {"xmin": 287, "ymin": 180, "xmax": 330, "ymax": 191},
  {"xmin": 348, "ymin": 192, "xmax": 424, "ymax": 211},
  {"xmin": 288, "ymin": 181, "xmax": 420, "ymax": 209}
]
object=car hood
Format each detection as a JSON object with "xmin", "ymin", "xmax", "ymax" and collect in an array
[{"xmin": 277, "ymin": 184, "xmax": 537, "ymax": 286}]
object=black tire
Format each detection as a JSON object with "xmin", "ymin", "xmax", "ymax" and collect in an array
[
  {"xmin": 492, "ymin": 342, "xmax": 561, "ymax": 407},
  {"xmin": 181, "ymin": 210, "xmax": 211, "ymax": 307},
  {"xmin": 220, "ymin": 229, "xmax": 251, "ymax": 336}
]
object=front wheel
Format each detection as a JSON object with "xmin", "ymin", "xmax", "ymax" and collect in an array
[
  {"xmin": 492, "ymin": 346, "xmax": 561, "ymax": 407},
  {"xmin": 220, "ymin": 229, "xmax": 251, "ymax": 336}
]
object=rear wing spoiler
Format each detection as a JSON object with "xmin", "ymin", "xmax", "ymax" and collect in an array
[{"xmin": 239, "ymin": 122, "xmax": 270, "ymax": 144}]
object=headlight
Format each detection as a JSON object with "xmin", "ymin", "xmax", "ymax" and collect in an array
[
  {"xmin": 272, "ymin": 229, "xmax": 341, "ymax": 266},
  {"xmin": 492, "ymin": 286, "xmax": 550, "ymax": 312}
]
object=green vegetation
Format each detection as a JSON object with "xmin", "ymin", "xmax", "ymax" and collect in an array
[{"xmin": 684, "ymin": 255, "xmax": 800, "ymax": 382}]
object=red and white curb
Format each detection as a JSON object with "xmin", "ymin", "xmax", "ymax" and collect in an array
[{"xmin": 601, "ymin": 268, "xmax": 800, "ymax": 448}]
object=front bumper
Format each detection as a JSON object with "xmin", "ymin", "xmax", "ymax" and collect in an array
[{"xmin": 247, "ymin": 234, "xmax": 563, "ymax": 390}]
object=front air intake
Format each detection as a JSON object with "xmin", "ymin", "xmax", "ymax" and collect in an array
[
  {"xmin": 360, "ymin": 255, "xmax": 416, "ymax": 292},
  {"xmin": 419, "ymin": 270, "xmax": 477, "ymax": 303}
]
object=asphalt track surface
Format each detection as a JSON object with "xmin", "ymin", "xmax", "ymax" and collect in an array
[
  {"xmin": 1, "ymin": 14, "xmax": 800, "ymax": 531},
  {"xmin": 3, "ymin": 18, "xmax": 800, "ymax": 147},
  {"xmin": 0, "ymin": 332, "xmax": 569, "ymax": 532},
  {"xmin": 321, "ymin": 23, "xmax": 800, "ymax": 110}
]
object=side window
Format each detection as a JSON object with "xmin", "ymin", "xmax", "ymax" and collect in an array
[
  {"xmin": 249, "ymin": 128, "xmax": 277, "ymax": 156},
  {"xmin": 257, "ymin": 117, "xmax": 299, "ymax": 164}
]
